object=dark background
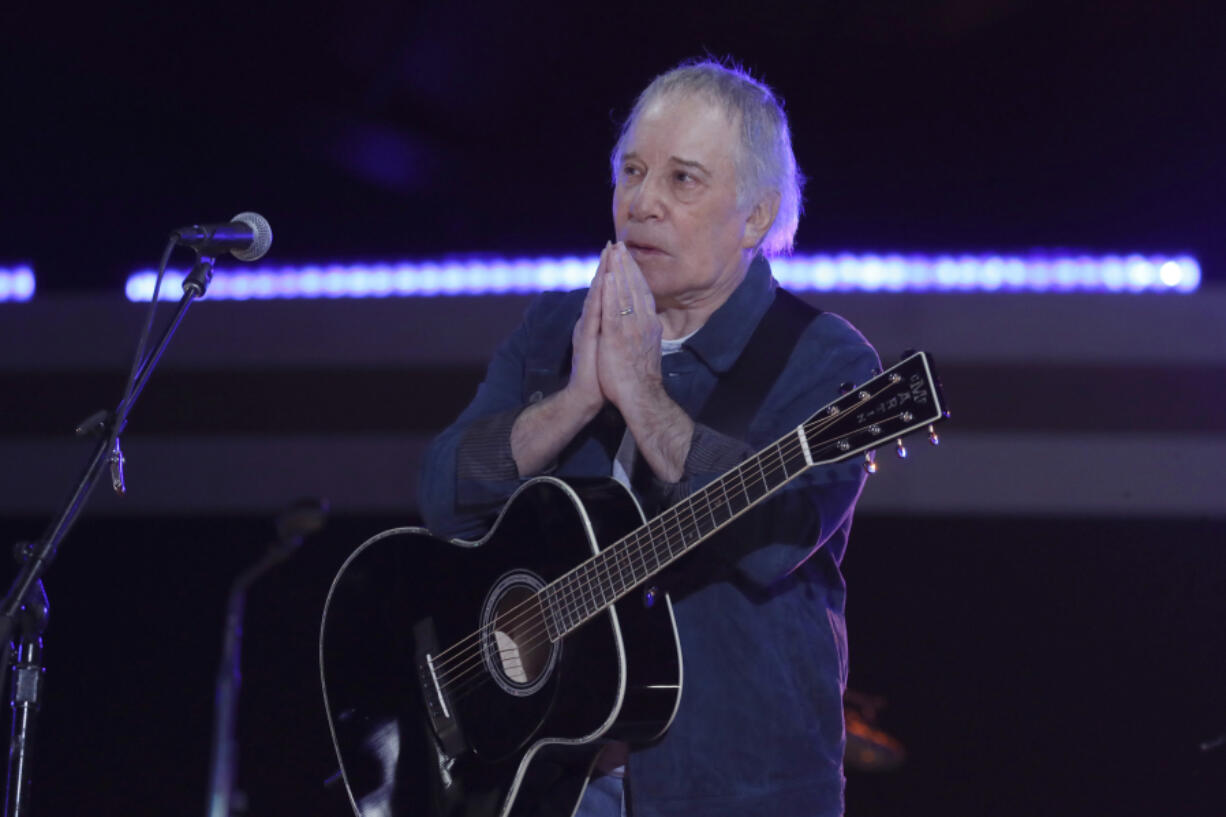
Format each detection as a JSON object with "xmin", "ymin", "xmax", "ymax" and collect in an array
[
  {"xmin": 1, "ymin": 0, "xmax": 1223, "ymax": 289},
  {"xmin": 1, "ymin": 1, "xmax": 1224, "ymax": 816}
]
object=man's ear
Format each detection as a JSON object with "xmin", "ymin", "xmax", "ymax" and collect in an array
[{"xmin": 742, "ymin": 191, "xmax": 781, "ymax": 250}]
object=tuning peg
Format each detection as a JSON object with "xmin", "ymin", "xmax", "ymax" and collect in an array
[
  {"xmin": 895, "ymin": 439, "xmax": 908, "ymax": 459},
  {"xmin": 863, "ymin": 452, "xmax": 878, "ymax": 474},
  {"xmin": 839, "ymin": 382, "xmax": 854, "ymax": 394},
  {"xmin": 928, "ymin": 424, "xmax": 940, "ymax": 446}
]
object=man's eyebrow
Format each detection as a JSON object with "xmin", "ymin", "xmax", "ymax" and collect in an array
[
  {"xmin": 620, "ymin": 152, "xmax": 713, "ymax": 175},
  {"xmin": 671, "ymin": 157, "xmax": 711, "ymax": 175}
]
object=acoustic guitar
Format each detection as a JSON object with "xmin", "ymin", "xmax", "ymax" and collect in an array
[{"xmin": 320, "ymin": 351, "xmax": 947, "ymax": 817}]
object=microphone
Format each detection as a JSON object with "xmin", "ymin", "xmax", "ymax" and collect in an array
[{"xmin": 173, "ymin": 211, "xmax": 273, "ymax": 262}]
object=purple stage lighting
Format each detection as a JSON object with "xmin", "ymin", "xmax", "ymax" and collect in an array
[
  {"xmin": 123, "ymin": 253, "xmax": 1201, "ymax": 302},
  {"xmin": 0, "ymin": 266, "xmax": 35, "ymax": 302}
]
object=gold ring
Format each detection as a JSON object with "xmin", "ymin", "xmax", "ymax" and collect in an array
[{"xmin": 619, "ymin": 307, "xmax": 634, "ymax": 316}]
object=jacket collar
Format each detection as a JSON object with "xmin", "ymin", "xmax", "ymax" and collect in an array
[{"xmin": 683, "ymin": 254, "xmax": 776, "ymax": 374}]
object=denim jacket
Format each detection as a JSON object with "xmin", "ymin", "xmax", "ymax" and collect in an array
[{"xmin": 419, "ymin": 257, "xmax": 879, "ymax": 817}]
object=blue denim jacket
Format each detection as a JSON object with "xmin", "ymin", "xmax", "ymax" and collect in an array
[{"xmin": 419, "ymin": 257, "xmax": 879, "ymax": 817}]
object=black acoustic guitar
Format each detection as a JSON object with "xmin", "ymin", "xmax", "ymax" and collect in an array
[{"xmin": 320, "ymin": 351, "xmax": 947, "ymax": 817}]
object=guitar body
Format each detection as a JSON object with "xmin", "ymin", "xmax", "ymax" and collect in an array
[{"xmin": 320, "ymin": 477, "xmax": 683, "ymax": 817}]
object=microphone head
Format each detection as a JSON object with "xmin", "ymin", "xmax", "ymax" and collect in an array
[{"xmin": 230, "ymin": 211, "xmax": 273, "ymax": 261}]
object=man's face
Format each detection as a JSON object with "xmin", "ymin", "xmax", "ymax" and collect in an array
[{"xmin": 612, "ymin": 93, "xmax": 757, "ymax": 310}]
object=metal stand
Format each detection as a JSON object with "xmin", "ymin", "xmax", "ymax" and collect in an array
[
  {"xmin": 205, "ymin": 499, "xmax": 327, "ymax": 817},
  {"xmin": 0, "ymin": 251, "xmax": 218, "ymax": 817},
  {"xmin": 4, "ymin": 552, "xmax": 48, "ymax": 817}
]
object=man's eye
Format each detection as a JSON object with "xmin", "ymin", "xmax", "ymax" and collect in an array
[
  {"xmin": 622, "ymin": 165, "xmax": 641, "ymax": 177},
  {"xmin": 674, "ymin": 171, "xmax": 696, "ymax": 184}
]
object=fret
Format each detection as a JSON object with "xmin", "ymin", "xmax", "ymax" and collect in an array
[
  {"xmin": 603, "ymin": 548, "xmax": 621, "ymax": 600},
  {"xmin": 646, "ymin": 519, "xmax": 665, "ymax": 571},
  {"xmin": 714, "ymin": 477, "xmax": 734, "ymax": 526},
  {"xmin": 589, "ymin": 559, "xmax": 607, "ymax": 613},
  {"xmin": 555, "ymin": 581, "xmax": 576, "ymax": 634},
  {"xmin": 578, "ymin": 561, "xmax": 597, "ymax": 620},
  {"xmin": 726, "ymin": 467, "xmax": 751, "ymax": 516},
  {"xmin": 623, "ymin": 532, "xmax": 643, "ymax": 587},
  {"xmin": 670, "ymin": 504, "xmax": 690, "ymax": 555},
  {"xmin": 595, "ymin": 550, "xmax": 613, "ymax": 607},
  {"xmin": 538, "ymin": 586, "xmax": 553, "ymax": 640},
  {"xmin": 633, "ymin": 527, "xmax": 652, "ymax": 583},
  {"xmin": 672, "ymin": 504, "xmax": 692, "ymax": 556},
  {"xmin": 704, "ymin": 480, "xmax": 720, "ymax": 527},
  {"xmin": 689, "ymin": 490, "xmax": 715, "ymax": 540},
  {"xmin": 605, "ymin": 546, "xmax": 625, "ymax": 597},
  {"xmin": 588, "ymin": 557, "xmax": 607, "ymax": 614},
  {"xmin": 539, "ymin": 587, "xmax": 560, "ymax": 642},
  {"xmin": 764, "ymin": 446, "xmax": 783, "ymax": 491},
  {"xmin": 752, "ymin": 454, "xmax": 770, "ymax": 501}
]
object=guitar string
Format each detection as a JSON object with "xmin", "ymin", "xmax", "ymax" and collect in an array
[
  {"xmin": 427, "ymin": 374, "xmax": 917, "ymax": 686},
  {"xmin": 428, "ymin": 383, "xmax": 916, "ymax": 693},
  {"xmin": 437, "ymin": 415, "xmax": 909, "ymax": 707},
  {"xmin": 434, "ymin": 407, "xmax": 915, "ymax": 701},
  {"xmin": 432, "ymin": 395, "xmax": 913, "ymax": 698},
  {"xmin": 433, "ymin": 430, "xmax": 812, "ymax": 693},
  {"xmin": 427, "ymin": 403, "xmax": 847, "ymax": 681},
  {"xmin": 439, "ymin": 437, "xmax": 810, "ymax": 704}
]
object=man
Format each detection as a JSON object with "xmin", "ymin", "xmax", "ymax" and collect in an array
[{"xmin": 419, "ymin": 60, "xmax": 878, "ymax": 817}]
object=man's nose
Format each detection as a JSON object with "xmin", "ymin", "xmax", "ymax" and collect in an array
[{"xmin": 627, "ymin": 173, "xmax": 666, "ymax": 221}]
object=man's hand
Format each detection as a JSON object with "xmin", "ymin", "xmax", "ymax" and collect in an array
[
  {"xmin": 598, "ymin": 242, "xmax": 693, "ymax": 483},
  {"xmin": 510, "ymin": 246, "xmax": 610, "ymax": 477},
  {"xmin": 597, "ymin": 242, "xmax": 664, "ymax": 409},
  {"xmin": 562, "ymin": 242, "xmax": 610, "ymax": 416}
]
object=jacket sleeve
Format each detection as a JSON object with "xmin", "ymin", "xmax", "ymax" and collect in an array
[
  {"xmin": 652, "ymin": 315, "xmax": 881, "ymax": 589},
  {"xmin": 417, "ymin": 293, "xmax": 572, "ymax": 540}
]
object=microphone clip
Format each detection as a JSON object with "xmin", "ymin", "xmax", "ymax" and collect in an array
[{"xmin": 182, "ymin": 253, "xmax": 217, "ymax": 298}]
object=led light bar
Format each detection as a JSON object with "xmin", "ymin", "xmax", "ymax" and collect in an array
[
  {"xmin": 124, "ymin": 253, "xmax": 1201, "ymax": 301},
  {"xmin": 0, "ymin": 266, "xmax": 35, "ymax": 302}
]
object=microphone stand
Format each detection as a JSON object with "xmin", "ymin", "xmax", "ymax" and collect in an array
[
  {"xmin": 0, "ymin": 251, "xmax": 219, "ymax": 817},
  {"xmin": 205, "ymin": 499, "xmax": 327, "ymax": 817}
]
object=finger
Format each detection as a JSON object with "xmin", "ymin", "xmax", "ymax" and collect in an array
[
  {"xmin": 582, "ymin": 244, "xmax": 609, "ymax": 335},
  {"xmin": 602, "ymin": 243, "xmax": 626, "ymax": 324},
  {"xmin": 614, "ymin": 242, "xmax": 646, "ymax": 316}
]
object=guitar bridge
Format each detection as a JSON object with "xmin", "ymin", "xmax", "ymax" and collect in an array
[{"xmin": 414, "ymin": 618, "xmax": 466, "ymax": 758}]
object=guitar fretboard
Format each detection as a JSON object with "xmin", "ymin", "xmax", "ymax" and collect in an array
[{"xmin": 539, "ymin": 428, "xmax": 810, "ymax": 640}]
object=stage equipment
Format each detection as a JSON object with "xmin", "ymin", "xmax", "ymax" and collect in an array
[
  {"xmin": 206, "ymin": 498, "xmax": 328, "ymax": 817},
  {"xmin": 174, "ymin": 212, "xmax": 273, "ymax": 262},
  {"xmin": 843, "ymin": 690, "xmax": 906, "ymax": 772},
  {"xmin": 0, "ymin": 213, "xmax": 271, "ymax": 817}
]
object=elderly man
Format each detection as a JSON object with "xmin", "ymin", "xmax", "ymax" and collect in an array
[{"xmin": 420, "ymin": 60, "xmax": 878, "ymax": 817}]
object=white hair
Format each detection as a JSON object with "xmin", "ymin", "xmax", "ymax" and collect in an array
[{"xmin": 611, "ymin": 58, "xmax": 805, "ymax": 256}]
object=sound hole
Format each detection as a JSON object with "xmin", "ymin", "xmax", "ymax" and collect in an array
[
  {"xmin": 481, "ymin": 571, "xmax": 559, "ymax": 697},
  {"xmin": 492, "ymin": 586, "xmax": 548, "ymax": 684}
]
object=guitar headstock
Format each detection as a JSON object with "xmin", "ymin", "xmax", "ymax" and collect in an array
[{"xmin": 802, "ymin": 351, "xmax": 948, "ymax": 467}]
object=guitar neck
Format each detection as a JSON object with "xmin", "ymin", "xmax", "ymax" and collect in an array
[
  {"xmin": 537, "ymin": 350, "xmax": 946, "ymax": 642},
  {"xmin": 540, "ymin": 428, "xmax": 810, "ymax": 640}
]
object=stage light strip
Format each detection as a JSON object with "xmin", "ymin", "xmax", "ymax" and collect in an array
[
  {"xmin": 124, "ymin": 253, "xmax": 1201, "ymax": 301},
  {"xmin": 0, "ymin": 267, "xmax": 36, "ymax": 302}
]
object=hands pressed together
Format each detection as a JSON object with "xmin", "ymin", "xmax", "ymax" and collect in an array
[
  {"xmin": 512, "ymin": 242, "xmax": 693, "ymax": 483},
  {"xmin": 568, "ymin": 241, "xmax": 666, "ymax": 420}
]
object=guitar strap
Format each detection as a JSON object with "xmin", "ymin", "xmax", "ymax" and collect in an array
[{"xmin": 693, "ymin": 287, "xmax": 822, "ymax": 438}]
